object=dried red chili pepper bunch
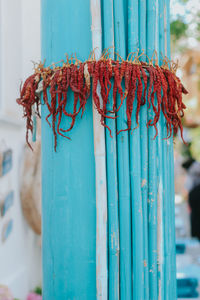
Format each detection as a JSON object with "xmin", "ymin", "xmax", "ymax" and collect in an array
[{"xmin": 17, "ymin": 50, "xmax": 188, "ymax": 150}]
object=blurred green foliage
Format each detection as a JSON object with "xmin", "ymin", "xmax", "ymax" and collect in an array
[
  {"xmin": 171, "ymin": 0, "xmax": 200, "ymax": 50},
  {"xmin": 34, "ymin": 286, "xmax": 42, "ymax": 295},
  {"xmin": 171, "ymin": 19, "xmax": 188, "ymax": 40}
]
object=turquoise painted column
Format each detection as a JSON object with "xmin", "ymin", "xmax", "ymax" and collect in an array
[
  {"xmin": 41, "ymin": 1, "xmax": 96, "ymax": 299},
  {"xmin": 41, "ymin": 0, "xmax": 177, "ymax": 299}
]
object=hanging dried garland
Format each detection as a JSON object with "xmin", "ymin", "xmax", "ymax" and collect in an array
[{"xmin": 16, "ymin": 49, "xmax": 188, "ymax": 150}]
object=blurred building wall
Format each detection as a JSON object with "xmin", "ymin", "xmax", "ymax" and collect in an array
[
  {"xmin": 0, "ymin": 0, "xmax": 42, "ymax": 299},
  {"xmin": 181, "ymin": 48, "xmax": 200, "ymax": 126}
]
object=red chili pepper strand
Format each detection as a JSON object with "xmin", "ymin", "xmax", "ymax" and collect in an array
[
  {"xmin": 104, "ymin": 59, "xmax": 112, "ymax": 100},
  {"xmin": 77, "ymin": 63, "xmax": 84, "ymax": 114},
  {"xmin": 162, "ymin": 69, "xmax": 186, "ymax": 140},
  {"xmin": 77, "ymin": 63, "xmax": 86, "ymax": 117},
  {"xmin": 157, "ymin": 66, "xmax": 173, "ymax": 138},
  {"xmin": 92, "ymin": 60, "xmax": 102, "ymax": 114},
  {"xmin": 151, "ymin": 66, "xmax": 163, "ymax": 137},
  {"xmin": 117, "ymin": 63, "xmax": 135, "ymax": 134},
  {"xmin": 129, "ymin": 65, "xmax": 137, "ymax": 126},
  {"xmin": 134, "ymin": 65, "xmax": 143, "ymax": 128},
  {"xmin": 182, "ymin": 84, "xmax": 188, "ymax": 95},
  {"xmin": 61, "ymin": 64, "xmax": 82, "ymax": 134},
  {"xmin": 110, "ymin": 59, "xmax": 125, "ymax": 113},
  {"xmin": 46, "ymin": 73, "xmax": 56, "ymax": 125},
  {"xmin": 17, "ymin": 74, "xmax": 40, "ymax": 149},
  {"xmin": 19, "ymin": 74, "xmax": 36, "ymax": 99},
  {"xmin": 162, "ymin": 69, "xmax": 177, "ymax": 116},
  {"xmin": 75, "ymin": 63, "xmax": 88, "ymax": 105},
  {"xmin": 172, "ymin": 81, "xmax": 182, "ymax": 123},
  {"xmin": 70, "ymin": 64, "xmax": 81, "ymax": 94},
  {"xmin": 115, "ymin": 60, "xmax": 126, "ymax": 112},
  {"xmin": 86, "ymin": 61, "xmax": 95, "ymax": 105},
  {"xmin": 102, "ymin": 60, "xmax": 112, "ymax": 111},
  {"xmin": 69, "ymin": 63, "xmax": 81, "ymax": 115},
  {"xmin": 57, "ymin": 66, "xmax": 74, "ymax": 133},
  {"xmin": 173, "ymin": 75, "xmax": 182, "ymax": 111},
  {"xmin": 21, "ymin": 85, "xmax": 34, "ymax": 149},
  {"xmin": 151, "ymin": 68, "xmax": 159, "ymax": 118},
  {"xmin": 170, "ymin": 114, "xmax": 180, "ymax": 141},
  {"xmin": 126, "ymin": 64, "xmax": 135, "ymax": 131},
  {"xmin": 87, "ymin": 61, "xmax": 95, "ymax": 77},
  {"xmin": 172, "ymin": 74, "xmax": 187, "ymax": 118},
  {"xmin": 147, "ymin": 66, "xmax": 154, "ymax": 110},
  {"xmin": 18, "ymin": 75, "xmax": 39, "ymax": 108},
  {"xmin": 168, "ymin": 72, "xmax": 177, "ymax": 117},
  {"xmin": 147, "ymin": 67, "xmax": 159, "ymax": 132},
  {"xmin": 121, "ymin": 61, "xmax": 132, "ymax": 130},
  {"xmin": 164, "ymin": 70, "xmax": 177, "ymax": 117},
  {"xmin": 140, "ymin": 66, "xmax": 148, "ymax": 106},
  {"xmin": 98, "ymin": 61, "xmax": 112, "ymax": 137},
  {"xmin": 62, "ymin": 65, "xmax": 81, "ymax": 119},
  {"xmin": 99, "ymin": 61, "xmax": 108, "ymax": 111},
  {"xmin": 49, "ymin": 70, "xmax": 60, "ymax": 150},
  {"xmin": 61, "ymin": 66, "xmax": 77, "ymax": 118},
  {"xmin": 124, "ymin": 61, "xmax": 131, "ymax": 98},
  {"xmin": 112, "ymin": 60, "xmax": 120, "ymax": 112},
  {"xmin": 92, "ymin": 61, "xmax": 116, "ymax": 120},
  {"xmin": 56, "ymin": 93, "xmax": 63, "ymax": 137},
  {"xmin": 176, "ymin": 117, "xmax": 186, "ymax": 144},
  {"xmin": 55, "ymin": 70, "xmax": 71, "ymax": 141},
  {"xmin": 109, "ymin": 60, "xmax": 123, "ymax": 113}
]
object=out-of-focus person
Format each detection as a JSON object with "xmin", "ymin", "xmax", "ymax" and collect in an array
[{"xmin": 183, "ymin": 158, "xmax": 200, "ymax": 239}]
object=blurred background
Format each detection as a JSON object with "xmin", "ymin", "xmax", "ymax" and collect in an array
[
  {"xmin": 0, "ymin": 0, "xmax": 199, "ymax": 299},
  {"xmin": 0, "ymin": 1, "xmax": 42, "ymax": 299},
  {"xmin": 171, "ymin": 0, "xmax": 200, "ymax": 299}
]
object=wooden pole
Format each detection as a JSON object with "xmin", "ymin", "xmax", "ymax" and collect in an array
[
  {"xmin": 90, "ymin": 0, "xmax": 108, "ymax": 299},
  {"xmin": 128, "ymin": 1, "xmax": 144, "ymax": 299},
  {"xmin": 146, "ymin": 1, "xmax": 158, "ymax": 299},
  {"xmin": 138, "ymin": 0, "xmax": 150, "ymax": 298},
  {"xmin": 113, "ymin": 0, "xmax": 132, "ymax": 299},
  {"xmin": 102, "ymin": 0, "xmax": 120, "ymax": 299},
  {"xmin": 41, "ymin": 0, "xmax": 96, "ymax": 298}
]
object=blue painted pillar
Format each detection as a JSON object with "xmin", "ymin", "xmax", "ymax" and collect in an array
[
  {"xmin": 41, "ymin": 1, "xmax": 96, "ymax": 299},
  {"xmin": 41, "ymin": 0, "xmax": 177, "ymax": 299}
]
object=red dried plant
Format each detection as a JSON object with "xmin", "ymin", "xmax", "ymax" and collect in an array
[{"xmin": 16, "ymin": 50, "xmax": 188, "ymax": 150}]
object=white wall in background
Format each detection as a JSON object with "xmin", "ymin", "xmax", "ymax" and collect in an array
[{"xmin": 0, "ymin": 0, "xmax": 42, "ymax": 299}]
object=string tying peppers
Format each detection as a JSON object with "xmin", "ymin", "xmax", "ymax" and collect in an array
[{"xmin": 16, "ymin": 49, "xmax": 188, "ymax": 151}]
